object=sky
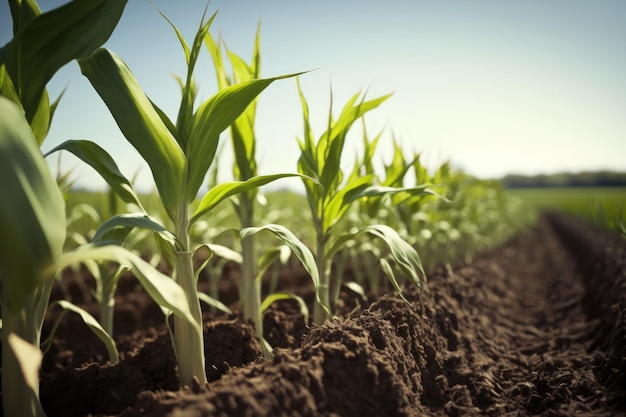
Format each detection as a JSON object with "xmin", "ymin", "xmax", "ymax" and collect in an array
[{"xmin": 1, "ymin": 0, "xmax": 625, "ymax": 193}]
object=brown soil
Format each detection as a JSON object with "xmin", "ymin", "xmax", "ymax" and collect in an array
[{"xmin": 1, "ymin": 212, "xmax": 625, "ymax": 416}]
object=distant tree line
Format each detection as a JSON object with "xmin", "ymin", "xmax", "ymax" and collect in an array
[{"xmin": 500, "ymin": 171, "xmax": 626, "ymax": 188}]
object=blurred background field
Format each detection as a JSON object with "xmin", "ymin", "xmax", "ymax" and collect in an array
[{"xmin": 506, "ymin": 186, "xmax": 626, "ymax": 235}]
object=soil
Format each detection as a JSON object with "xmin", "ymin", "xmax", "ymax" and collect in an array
[{"xmin": 1, "ymin": 212, "xmax": 625, "ymax": 416}]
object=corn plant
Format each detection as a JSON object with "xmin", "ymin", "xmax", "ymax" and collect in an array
[
  {"xmin": 204, "ymin": 27, "xmax": 318, "ymax": 349},
  {"xmin": 48, "ymin": 7, "xmax": 316, "ymax": 387},
  {"xmin": 296, "ymin": 80, "xmax": 433, "ymax": 324},
  {"xmin": 0, "ymin": 95, "xmax": 197, "ymax": 417}
]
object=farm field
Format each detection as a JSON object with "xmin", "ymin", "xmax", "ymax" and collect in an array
[
  {"xmin": 30, "ymin": 212, "xmax": 626, "ymax": 416},
  {"xmin": 507, "ymin": 187, "xmax": 626, "ymax": 235},
  {"xmin": 2, "ymin": 1, "xmax": 626, "ymax": 416}
]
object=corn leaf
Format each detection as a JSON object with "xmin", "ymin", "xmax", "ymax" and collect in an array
[
  {"xmin": 194, "ymin": 243, "xmax": 243, "ymax": 265},
  {"xmin": 261, "ymin": 292, "xmax": 309, "ymax": 324},
  {"xmin": 7, "ymin": 334, "xmax": 44, "ymax": 415},
  {"xmin": 150, "ymin": 99, "xmax": 179, "ymax": 144},
  {"xmin": 191, "ymin": 173, "xmax": 310, "ymax": 224},
  {"xmin": 27, "ymin": 89, "xmax": 51, "ymax": 145},
  {"xmin": 3, "ymin": 0, "xmax": 127, "ymax": 124},
  {"xmin": 256, "ymin": 246, "xmax": 291, "ymax": 281},
  {"xmin": 0, "ymin": 97, "xmax": 65, "ymax": 314},
  {"xmin": 347, "ymin": 184, "xmax": 440, "ymax": 204},
  {"xmin": 8, "ymin": 0, "xmax": 41, "ymax": 35},
  {"xmin": 362, "ymin": 224, "xmax": 426, "ymax": 288},
  {"xmin": 50, "ymin": 300, "xmax": 119, "ymax": 362},
  {"xmin": 319, "ymin": 93, "xmax": 392, "ymax": 193},
  {"xmin": 198, "ymin": 292, "xmax": 232, "ymax": 315},
  {"xmin": 379, "ymin": 257, "xmax": 409, "ymax": 302},
  {"xmin": 240, "ymin": 224, "xmax": 332, "ymax": 318},
  {"xmin": 323, "ymin": 175, "xmax": 374, "ymax": 233},
  {"xmin": 91, "ymin": 213, "xmax": 178, "ymax": 250},
  {"xmin": 46, "ymin": 140, "xmax": 145, "ymax": 211},
  {"xmin": 155, "ymin": 6, "xmax": 216, "ymax": 144},
  {"xmin": 204, "ymin": 32, "xmax": 230, "ymax": 90},
  {"xmin": 343, "ymin": 282, "xmax": 368, "ymax": 302},
  {"xmin": 186, "ymin": 74, "xmax": 301, "ymax": 200},
  {"xmin": 79, "ymin": 49, "xmax": 185, "ymax": 221},
  {"xmin": 51, "ymin": 244, "xmax": 200, "ymax": 333},
  {"xmin": 0, "ymin": 65, "xmax": 20, "ymax": 107}
]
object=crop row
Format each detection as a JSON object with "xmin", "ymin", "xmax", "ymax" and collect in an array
[{"xmin": 0, "ymin": 1, "xmax": 532, "ymax": 416}]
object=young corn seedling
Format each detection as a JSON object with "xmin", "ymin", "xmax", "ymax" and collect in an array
[
  {"xmin": 50, "ymin": 6, "xmax": 310, "ymax": 386},
  {"xmin": 296, "ymin": 80, "xmax": 433, "ymax": 324},
  {"xmin": 205, "ymin": 27, "xmax": 318, "ymax": 348}
]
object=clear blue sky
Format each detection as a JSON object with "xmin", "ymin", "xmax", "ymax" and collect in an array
[{"xmin": 2, "ymin": 0, "xmax": 625, "ymax": 192}]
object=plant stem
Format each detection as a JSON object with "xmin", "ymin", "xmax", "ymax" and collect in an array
[
  {"xmin": 1, "ymin": 306, "xmax": 46, "ymax": 417},
  {"xmin": 173, "ymin": 206, "xmax": 207, "ymax": 387},
  {"xmin": 98, "ymin": 265, "xmax": 116, "ymax": 337},
  {"xmin": 99, "ymin": 291, "xmax": 115, "ymax": 338},
  {"xmin": 313, "ymin": 231, "xmax": 331, "ymax": 324},
  {"xmin": 240, "ymin": 233, "xmax": 261, "ymax": 335},
  {"xmin": 238, "ymin": 195, "xmax": 262, "ymax": 338}
]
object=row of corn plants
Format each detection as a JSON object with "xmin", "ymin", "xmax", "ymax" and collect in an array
[{"xmin": 0, "ymin": 1, "xmax": 534, "ymax": 416}]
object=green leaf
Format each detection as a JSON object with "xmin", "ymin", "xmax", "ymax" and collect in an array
[
  {"xmin": 0, "ymin": 97, "xmax": 65, "ymax": 314},
  {"xmin": 379, "ymin": 257, "xmax": 408, "ymax": 302},
  {"xmin": 343, "ymin": 282, "xmax": 368, "ymax": 302},
  {"xmin": 0, "ymin": 65, "xmax": 21, "ymax": 107},
  {"xmin": 261, "ymin": 292, "xmax": 309, "ymax": 324},
  {"xmin": 45, "ymin": 140, "xmax": 145, "ymax": 211},
  {"xmin": 8, "ymin": 0, "xmax": 41, "ymax": 35},
  {"xmin": 362, "ymin": 224, "xmax": 426, "ymax": 288},
  {"xmin": 198, "ymin": 292, "xmax": 232, "ymax": 315},
  {"xmin": 162, "ymin": 6, "xmax": 216, "ymax": 145},
  {"xmin": 349, "ymin": 184, "xmax": 439, "ymax": 203},
  {"xmin": 50, "ymin": 244, "xmax": 201, "ymax": 334},
  {"xmin": 185, "ymin": 74, "xmax": 303, "ymax": 200},
  {"xmin": 50, "ymin": 300, "xmax": 119, "ymax": 363},
  {"xmin": 91, "ymin": 213, "xmax": 178, "ymax": 250},
  {"xmin": 3, "ymin": 0, "xmax": 127, "ymax": 123},
  {"xmin": 204, "ymin": 31, "xmax": 229, "ymax": 90},
  {"xmin": 256, "ymin": 246, "xmax": 291, "ymax": 281},
  {"xmin": 6, "ymin": 333, "xmax": 44, "ymax": 416},
  {"xmin": 79, "ymin": 48, "xmax": 186, "ymax": 221},
  {"xmin": 191, "ymin": 173, "xmax": 313, "ymax": 224},
  {"xmin": 149, "ymin": 99, "xmax": 179, "ymax": 144},
  {"xmin": 28, "ymin": 88, "xmax": 51, "ymax": 145},
  {"xmin": 240, "ymin": 224, "xmax": 331, "ymax": 318},
  {"xmin": 195, "ymin": 243, "xmax": 243, "ymax": 264},
  {"xmin": 323, "ymin": 174, "xmax": 374, "ymax": 233}
]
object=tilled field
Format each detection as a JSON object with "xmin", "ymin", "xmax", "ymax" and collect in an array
[{"xmin": 4, "ymin": 213, "xmax": 624, "ymax": 416}]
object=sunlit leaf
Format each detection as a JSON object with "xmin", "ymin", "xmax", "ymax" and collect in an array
[
  {"xmin": 198, "ymin": 292, "xmax": 232, "ymax": 315},
  {"xmin": 240, "ymin": 224, "xmax": 331, "ymax": 318},
  {"xmin": 51, "ymin": 244, "xmax": 200, "ymax": 334},
  {"xmin": 0, "ymin": 97, "xmax": 65, "ymax": 314},
  {"xmin": 362, "ymin": 224, "xmax": 426, "ymax": 288},
  {"xmin": 49, "ymin": 300, "xmax": 119, "ymax": 362},
  {"xmin": 45, "ymin": 140, "xmax": 145, "ymax": 211},
  {"xmin": 186, "ymin": 74, "xmax": 303, "ymax": 200},
  {"xmin": 7, "ymin": 333, "xmax": 44, "ymax": 415},
  {"xmin": 261, "ymin": 292, "xmax": 309, "ymax": 324},
  {"xmin": 3, "ymin": 0, "xmax": 127, "ymax": 123},
  {"xmin": 191, "ymin": 173, "xmax": 312, "ymax": 224},
  {"xmin": 79, "ymin": 48, "xmax": 185, "ymax": 221},
  {"xmin": 91, "ymin": 213, "xmax": 178, "ymax": 250}
]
